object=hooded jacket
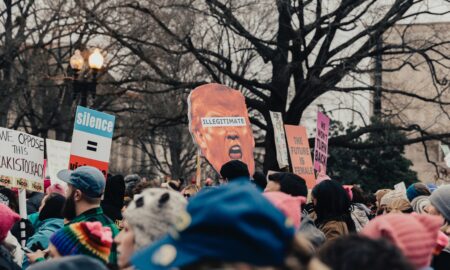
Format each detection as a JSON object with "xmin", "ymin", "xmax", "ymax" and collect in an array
[
  {"xmin": 0, "ymin": 245, "xmax": 20, "ymax": 270},
  {"xmin": 101, "ymin": 174, "xmax": 125, "ymax": 228},
  {"xmin": 351, "ymin": 203, "xmax": 371, "ymax": 231}
]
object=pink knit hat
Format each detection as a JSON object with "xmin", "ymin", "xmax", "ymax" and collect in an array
[
  {"xmin": 46, "ymin": 183, "xmax": 66, "ymax": 196},
  {"xmin": 263, "ymin": 191, "xmax": 306, "ymax": 229},
  {"xmin": 361, "ymin": 213, "xmax": 443, "ymax": 269},
  {"xmin": 0, "ymin": 203, "xmax": 20, "ymax": 241}
]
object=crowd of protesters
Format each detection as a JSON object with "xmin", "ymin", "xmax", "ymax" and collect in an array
[{"xmin": 0, "ymin": 160, "xmax": 448, "ymax": 270}]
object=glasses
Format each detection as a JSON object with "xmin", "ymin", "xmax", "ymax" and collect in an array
[{"xmin": 183, "ymin": 194, "xmax": 191, "ymax": 198}]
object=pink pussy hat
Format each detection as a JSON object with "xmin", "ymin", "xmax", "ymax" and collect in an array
[
  {"xmin": 0, "ymin": 203, "xmax": 20, "ymax": 242},
  {"xmin": 264, "ymin": 191, "xmax": 306, "ymax": 229},
  {"xmin": 361, "ymin": 213, "xmax": 443, "ymax": 269}
]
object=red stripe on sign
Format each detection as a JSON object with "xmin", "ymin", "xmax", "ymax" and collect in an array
[{"xmin": 69, "ymin": 155, "xmax": 109, "ymax": 179}]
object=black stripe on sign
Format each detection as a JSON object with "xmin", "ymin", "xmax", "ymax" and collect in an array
[
  {"xmin": 87, "ymin": 146, "xmax": 97, "ymax": 152},
  {"xmin": 87, "ymin": 141, "xmax": 98, "ymax": 146}
]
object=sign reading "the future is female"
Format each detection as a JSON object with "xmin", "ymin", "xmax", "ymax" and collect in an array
[{"xmin": 69, "ymin": 106, "xmax": 115, "ymax": 178}]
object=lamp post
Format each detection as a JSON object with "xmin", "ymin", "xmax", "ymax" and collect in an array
[{"xmin": 69, "ymin": 48, "xmax": 104, "ymax": 107}]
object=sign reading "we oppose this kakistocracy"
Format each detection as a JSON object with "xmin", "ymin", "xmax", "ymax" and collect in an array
[{"xmin": 0, "ymin": 128, "xmax": 45, "ymax": 192}]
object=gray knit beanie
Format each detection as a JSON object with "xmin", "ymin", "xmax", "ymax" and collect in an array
[
  {"xmin": 124, "ymin": 188, "xmax": 187, "ymax": 249},
  {"xmin": 429, "ymin": 185, "xmax": 450, "ymax": 222}
]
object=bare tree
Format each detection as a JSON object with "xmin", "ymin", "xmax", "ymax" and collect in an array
[{"xmin": 93, "ymin": 0, "xmax": 450, "ymax": 172}]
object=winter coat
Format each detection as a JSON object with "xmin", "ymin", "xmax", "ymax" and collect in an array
[
  {"xmin": 298, "ymin": 212, "xmax": 326, "ymax": 249},
  {"xmin": 351, "ymin": 203, "xmax": 371, "ymax": 232},
  {"xmin": 432, "ymin": 224, "xmax": 450, "ymax": 270},
  {"xmin": 101, "ymin": 174, "xmax": 125, "ymax": 228},
  {"xmin": 432, "ymin": 251, "xmax": 450, "ymax": 270},
  {"xmin": 318, "ymin": 220, "xmax": 349, "ymax": 241},
  {"xmin": 3, "ymin": 232, "xmax": 22, "ymax": 267},
  {"xmin": 0, "ymin": 245, "xmax": 20, "ymax": 270},
  {"xmin": 22, "ymin": 218, "xmax": 64, "ymax": 269}
]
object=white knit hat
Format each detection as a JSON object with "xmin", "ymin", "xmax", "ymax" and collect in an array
[
  {"xmin": 411, "ymin": 195, "xmax": 430, "ymax": 214},
  {"xmin": 124, "ymin": 188, "xmax": 187, "ymax": 249}
]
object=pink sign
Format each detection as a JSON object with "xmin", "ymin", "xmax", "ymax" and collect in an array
[{"xmin": 313, "ymin": 112, "xmax": 330, "ymax": 173}]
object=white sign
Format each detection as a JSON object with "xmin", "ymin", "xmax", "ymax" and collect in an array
[
  {"xmin": 70, "ymin": 106, "xmax": 115, "ymax": 178},
  {"xmin": 201, "ymin": 117, "xmax": 246, "ymax": 127},
  {"xmin": 269, "ymin": 111, "xmax": 289, "ymax": 168},
  {"xmin": 46, "ymin": 139, "xmax": 71, "ymax": 187},
  {"xmin": 0, "ymin": 128, "xmax": 45, "ymax": 192},
  {"xmin": 394, "ymin": 181, "xmax": 407, "ymax": 194}
]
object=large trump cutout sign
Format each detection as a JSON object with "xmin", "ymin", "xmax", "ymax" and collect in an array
[{"xmin": 188, "ymin": 83, "xmax": 255, "ymax": 175}]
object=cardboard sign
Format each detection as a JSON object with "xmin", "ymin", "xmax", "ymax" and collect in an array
[
  {"xmin": 69, "ymin": 106, "xmax": 115, "ymax": 178},
  {"xmin": 46, "ymin": 139, "xmax": 71, "ymax": 187},
  {"xmin": 269, "ymin": 111, "xmax": 289, "ymax": 169},
  {"xmin": 284, "ymin": 125, "xmax": 315, "ymax": 188},
  {"xmin": 0, "ymin": 128, "xmax": 45, "ymax": 192},
  {"xmin": 313, "ymin": 112, "xmax": 330, "ymax": 173},
  {"xmin": 188, "ymin": 83, "xmax": 255, "ymax": 175}
]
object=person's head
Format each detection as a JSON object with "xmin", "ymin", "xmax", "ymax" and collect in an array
[
  {"xmin": 311, "ymin": 180, "xmax": 354, "ymax": 231},
  {"xmin": 411, "ymin": 195, "xmax": 430, "ymax": 214},
  {"xmin": 219, "ymin": 160, "xmax": 250, "ymax": 182},
  {"xmin": 0, "ymin": 203, "xmax": 20, "ymax": 243},
  {"xmin": 57, "ymin": 166, "xmax": 106, "ymax": 220},
  {"xmin": 132, "ymin": 180, "xmax": 153, "ymax": 196},
  {"xmin": 181, "ymin": 185, "xmax": 199, "ymax": 200},
  {"xmin": 265, "ymin": 172, "xmax": 308, "ymax": 197},
  {"xmin": 386, "ymin": 198, "xmax": 412, "ymax": 214},
  {"xmin": 426, "ymin": 184, "xmax": 450, "ymax": 222},
  {"xmin": 361, "ymin": 213, "xmax": 443, "ymax": 269},
  {"xmin": 252, "ymin": 171, "xmax": 267, "ymax": 190},
  {"xmin": 49, "ymin": 221, "xmax": 112, "ymax": 263},
  {"xmin": 115, "ymin": 188, "xmax": 187, "ymax": 269},
  {"xmin": 406, "ymin": 183, "xmax": 430, "ymax": 202},
  {"xmin": 317, "ymin": 235, "xmax": 414, "ymax": 270},
  {"xmin": 264, "ymin": 192, "xmax": 306, "ymax": 229},
  {"xmin": 351, "ymin": 186, "xmax": 366, "ymax": 204},
  {"xmin": 27, "ymin": 255, "xmax": 109, "ymax": 270},
  {"xmin": 188, "ymin": 83, "xmax": 255, "ymax": 176},
  {"xmin": 38, "ymin": 193, "xmax": 66, "ymax": 221},
  {"xmin": 161, "ymin": 179, "xmax": 183, "ymax": 191},
  {"xmin": 46, "ymin": 184, "xmax": 66, "ymax": 197},
  {"xmin": 103, "ymin": 174, "xmax": 125, "ymax": 209},
  {"xmin": 124, "ymin": 174, "xmax": 141, "ymax": 197},
  {"xmin": 131, "ymin": 180, "xmax": 296, "ymax": 270},
  {"xmin": 378, "ymin": 190, "xmax": 404, "ymax": 215},
  {"xmin": 0, "ymin": 187, "xmax": 18, "ymax": 213}
]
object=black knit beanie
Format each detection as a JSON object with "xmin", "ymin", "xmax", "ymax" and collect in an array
[{"xmin": 220, "ymin": 160, "xmax": 250, "ymax": 181}]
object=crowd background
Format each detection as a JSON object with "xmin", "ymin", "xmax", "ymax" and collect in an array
[{"xmin": 0, "ymin": 160, "xmax": 448, "ymax": 270}]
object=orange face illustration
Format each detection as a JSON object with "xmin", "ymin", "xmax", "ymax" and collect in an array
[{"xmin": 188, "ymin": 83, "xmax": 255, "ymax": 176}]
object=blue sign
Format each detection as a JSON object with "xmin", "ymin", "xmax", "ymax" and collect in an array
[{"xmin": 73, "ymin": 106, "xmax": 115, "ymax": 138}]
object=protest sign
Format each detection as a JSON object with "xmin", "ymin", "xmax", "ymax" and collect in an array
[
  {"xmin": 46, "ymin": 139, "xmax": 71, "ymax": 186},
  {"xmin": 188, "ymin": 83, "xmax": 255, "ymax": 175},
  {"xmin": 269, "ymin": 111, "xmax": 289, "ymax": 169},
  {"xmin": 284, "ymin": 125, "xmax": 315, "ymax": 188},
  {"xmin": 69, "ymin": 106, "xmax": 115, "ymax": 178},
  {"xmin": 394, "ymin": 181, "xmax": 407, "ymax": 193},
  {"xmin": 313, "ymin": 112, "xmax": 330, "ymax": 173},
  {"xmin": 0, "ymin": 127, "xmax": 45, "ymax": 192}
]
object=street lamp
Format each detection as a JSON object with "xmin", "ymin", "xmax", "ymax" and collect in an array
[{"xmin": 69, "ymin": 48, "xmax": 105, "ymax": 107}]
